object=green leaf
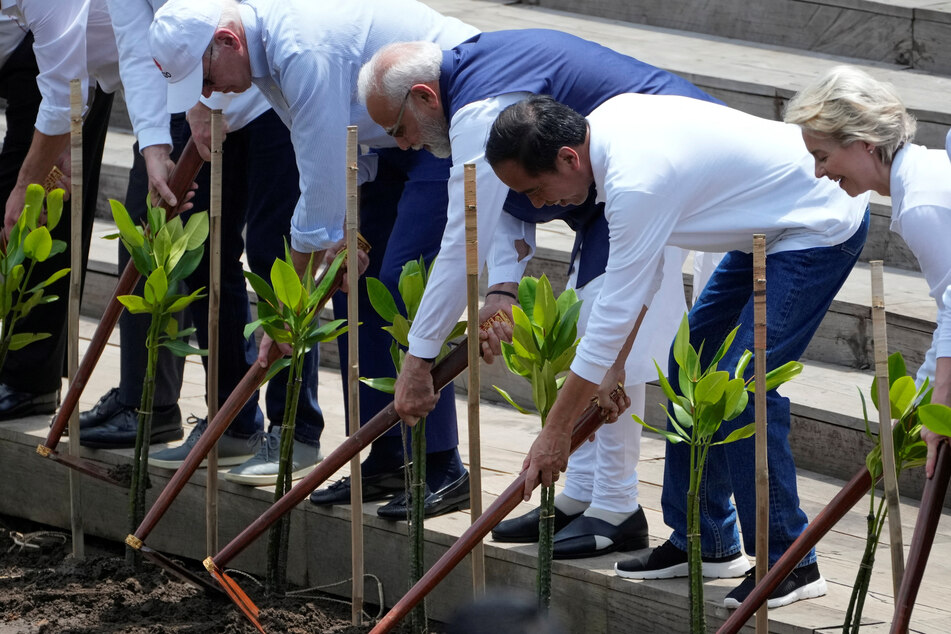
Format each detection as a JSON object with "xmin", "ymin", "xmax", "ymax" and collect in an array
[
  {"xmin": 147, "ymin": 199, "xmax": 165, "ymax": 234},
  {"xmin": 160, "ymin": 339, "xmax": 207, "ymax": 357},
  {"xmin": 887, "ymin": 351, "xmax": 908, "ymax": 388},
  {"xmin": 709, "ymin": 326, "xmax": 740, "ymax": 371},
  {"xmin": 244, "ymin": 271, "xmax": 278, "ymax": 308},
  {"xmin": 144, "ymin": 266, "xmax": 169, "ymax": 305},
  {"xmin": 445, "ymin": 320, "xmax": 468, "ymax": 342},
  {"xmin": 271, "ymin": 258, "xmax": 302, "ymax": 311},
  {"xmin": 8, "ymin": 332, "xmax": 50, "ymax": 350},
  {"xmin": 493, "ymin": 386, "xmax": 532, "ymax": 415},
  {"xmin": 183, "ymin": 211, "xmax": 209, "ymax": 250},
  {"xmin": 23, "ymin": 227, "xmax": 53, "ymax": 262},
  {"xmin": 110, "ymin": 199, "xmax": 144, "ymax": 248},
  {"xmin": 262, "ymin": 358, "xmax": 293, "ymax": 384},
  {"xmin": 383, "ymin": 313, "xmax": 410, "ymax": 347},
  {"xmin": 722, "ymin": 378, "xmax": 749, "ymax": 420},
  {"xmin": 359, "ymin": 377, "xmax": 396, "ymax": 394},
  {"xmin": 671, "ymin": 400, "xmax": 694, "ymax": 430},
  {"xmin": 655, "ymin": 360, "xmax": 680, "ymax": 404},
  {"xmin": 890, "ymin": 375, "xmax": 918, "ymax": 420},
  {"xmin": 518, "ymin": 277, "xmax": 538, "ymax": 319},
  {"xmin": 672, "ymin": 313, "xmax": 691, "ymax": 368},
  {"xmin": 46, "ymin": 189, "xmax": 64, "ymax": 230},
  {"xmin": 117, "ymin": 295, "xmax": 151, "ymax": 314},
  {"xmin": 315, "ymin": 249, "xmax": 347, "ymax": 300},
  {"xmin": 734, "ymin": 349, "xmax": 752, "ymax": 381},
  {"xmin": 532, "ymin": 275, "xmax": 557, "ymax": 335},
  {"xmin": 399, "ymin": 270, "xmax": 424, "ymax": 320},
  {"xmin": 166, "ymin": 287, "xmax": 205, "ymax": 313},
  {"xmin": 23, "ymin": 183, "xmax": 44, "ymax": 228},
  {"xmin": 26, "ymin": 267, "xmax": 70, "ymax": 293},
  {"xmin": 167, "ymin": 247, "xmax": 203, "ymax": 285},
  {"xmin": 713, "ymin": 423, "xmax": 756, "ymax": 445},
  {"xmin": 748, "ymin": 360, "xmax": 803, "ymax": 393},
  {"xmin": 366, "ymin": 276, "xmax": 398, "ymax": 322},
  {"xmin": 694, "ymin": 370, "xmax": 728, "ymax": 406},
  {"xmin": 154, "ymin": 225, "xmax": 172, "ymax": 268},
  {"xmin": 918, "ymin": 403, "xmax": 951, "ymax": 436}
]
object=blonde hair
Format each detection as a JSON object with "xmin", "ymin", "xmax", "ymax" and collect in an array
[{"xmin": 784, "ymin": 65, "xmax": 916, "ymax": 164}]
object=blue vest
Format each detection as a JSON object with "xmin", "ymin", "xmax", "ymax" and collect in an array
[{"xmin": 440, "ymin": 29, "xmax": 721, "ymax": 286}]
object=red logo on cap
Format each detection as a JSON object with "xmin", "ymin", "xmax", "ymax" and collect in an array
[{"xmin": 153, "ymin": 58, "xmax": 171, "ymax": 79}]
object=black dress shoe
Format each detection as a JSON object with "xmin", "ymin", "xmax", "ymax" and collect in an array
[
  {"xmin": 78, "ymin": 387, "xmax": 125, "ymax": 430},
  {"xmin": 491, "ymin": 506, "xmax": 582, "ymax": 543},
  {"xmin": 309, "ymin": 466, "xmax": 407, "ymax": 506},
  {"xmin": 0, "ymin": 383, "xmax": 58, "ymax": 421},
  {"xmin": 79, "ymin": 404, "xmax": 183, "ymax": 449},
  {"xmin": 552, "ymin": 507, "xmax": 649, "ymax": 560},
  {"xmin": 377, "ymin": 471, "xmax": 470, "ymax": 520}
]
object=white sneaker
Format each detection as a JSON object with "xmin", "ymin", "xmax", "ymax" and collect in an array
[{"xmin": 223, "ymin": 429, "xmax": 322, "ymax": 486}]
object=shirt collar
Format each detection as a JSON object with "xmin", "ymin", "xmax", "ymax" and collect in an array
[{"xmin": 239, "ymin": 3, "xmax": 268, "ymax": 79}]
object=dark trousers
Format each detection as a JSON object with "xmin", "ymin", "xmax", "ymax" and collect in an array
[
  {"xmin": 117, "ymin": 109, "xmax": 323, "ymax": 444},
  {"xmin": 0, "ymin": 33, "xmax": 113, "ymax": 393},
  {"xmin": 332, "ymin": 147, "xmax": 458, "ymax": 454}
]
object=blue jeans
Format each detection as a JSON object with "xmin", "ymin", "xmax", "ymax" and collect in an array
[{"xmin": 661, "ymin": 208, "xmax": 869, "ymax": 567}]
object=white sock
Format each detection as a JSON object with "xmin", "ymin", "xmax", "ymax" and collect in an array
[
  {"xmin": 554, "ymin": 492, "xmax": 589, "ymax": 516},
  {"xmin": 584, "ymin": 505, "xmax": 640, "ymax": 527}
]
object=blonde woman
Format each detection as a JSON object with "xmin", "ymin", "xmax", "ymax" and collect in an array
[{"xmin": 786, "ymin": 66, "xmax": 951, "ymax": 477}]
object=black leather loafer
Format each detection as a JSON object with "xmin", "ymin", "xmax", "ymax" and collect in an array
[
  {"xmin": 377, "ymin": 471, "xmax": 470, "ymax": 520},
  {"xmin": 552, "ymin": 507, "xmax": 649, "ymax": 559},
  {"xmin": 491, "ymin": 506, "xmax": 582, "ymax": 543},
  {"xmin": 0, "ymin": 383, "xmax": 58, "ymax": 421},
  {"xmin": 79, "ymin": 405, "xmax": 183, "ymax": 449},
  {"xmin": 310, "ymin": 466, "xmax": 407, "ymax": 505}
]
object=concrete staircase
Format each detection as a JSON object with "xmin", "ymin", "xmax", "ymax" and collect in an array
[{"xmin": 52, "ymin": 0, "xmax": 951, "ymax": 507}]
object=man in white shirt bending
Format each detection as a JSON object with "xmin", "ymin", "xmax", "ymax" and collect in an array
[{"xmin": 486, "ymin": 93, "xmax": 869, "ymax": 608}]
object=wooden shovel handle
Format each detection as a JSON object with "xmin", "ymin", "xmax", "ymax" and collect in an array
[
  {"xmin": 43, "ymin": 138, "xmax": 204, "ymax": 452},
  {"xmin": 369, "ymin": 387, "xmax": 626, "ymax": 634},
  {"xmin": 891, "ymin": 441, "xmax": 951, "ymax": 633},
  {"xmin": 716, "ymin": 465, "xmax": 875, "ymax": 634},
  {"xmin": 213, "ymin": 340, "xmax": 471, "ymax": 568},
  {"xmin": 133, "ymin": 256, "xmax": 347, "ymax": 543}
]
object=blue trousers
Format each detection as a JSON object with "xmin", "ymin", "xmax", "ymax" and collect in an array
[
  {"xmin": 661, "ymin": 209, "xmax": 869, "ymax": 567},
  {"xmin": 332, "ymin": 147, "xmax": 458, "ymax": 453},
  {"xmin": 118, "ymin": 110, "xmax": 323, "ymax": 444},
  {"xmin": 0, "ymin": 33, "xmax": 113, "ymax": 393}
]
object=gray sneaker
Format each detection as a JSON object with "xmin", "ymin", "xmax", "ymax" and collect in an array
[
  {"xmin": 223, "ymin": 429, "xmax": 322, "ymax": 486},
  {"xmin": 149, "ymin": 416, "xmax": 258, "ymax": 469}
]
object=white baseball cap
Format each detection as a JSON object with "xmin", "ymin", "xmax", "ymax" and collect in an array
[{"xmin": 149, "ymin": 0, "xmax": 223, "ymax": 113}]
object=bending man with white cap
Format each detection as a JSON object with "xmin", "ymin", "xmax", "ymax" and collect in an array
[{"xmin": 149, "ymin": 0, "xmax": 479, "ymax": 519}]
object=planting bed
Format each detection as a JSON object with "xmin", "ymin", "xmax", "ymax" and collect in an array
[{"xmin": 0, "ymin": 515, "xmax": 375, "ymax": 634}]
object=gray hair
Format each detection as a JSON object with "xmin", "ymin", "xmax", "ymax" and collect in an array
[
  {"xmin": 357, "ymin": 41, "xmax": 442, "ymax": 106},
  {"xmin": 784, "ymin": 65, "xmax": 916, "ymax": 164}
]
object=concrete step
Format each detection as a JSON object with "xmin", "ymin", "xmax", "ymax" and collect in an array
[
  {"xmin": 427, "ymin": 0, "xmax": 951, "ymax": 150},
  {"xmin": 530, "ymin": 0, "xmax": 951, "ymax": 76}
]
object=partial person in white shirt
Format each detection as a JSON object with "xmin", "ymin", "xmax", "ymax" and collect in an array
[
  {"xmin": 786, "ymin": 66, "xmax": 951, "ymax": 479},
  {"xmin": 81, "ymin": 0, "xmax": 325, "ymax": 489},
  {"xmin": 486, "ymin": 93, "xmax": 869, "ymax": 608},
  {"xmin": 0, "ymin": 0, "xmax": 117, "ymax": 421},
  {"xmin": 148, "ymin": 0, "xmax": 480, "ymax": 519}
]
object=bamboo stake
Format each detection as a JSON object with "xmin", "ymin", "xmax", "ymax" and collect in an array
[
  {"xmin": 345, "ymin": 125, "xmax": 364, "ymax": 625},
  {"xmin": 752, "ymin": 234, "xmax": 768, "ymax": 632},
  {"xmin": 206, "ymin": 110, "xmax": 224, "ymax": 555},
  {"xmin": 463, "ymin": 164, "xmax": 485, "ymax": 595},
  {"xmin": 891, "ymin": 442, "xmax": 951, "ymax": 632},
  {"xmin": 871, "ymin": 260, "xmax": 905, "ymax": 597},
  {"xmin": 67, "ymin": 78, "xmax": 84, "ymax": 559}
]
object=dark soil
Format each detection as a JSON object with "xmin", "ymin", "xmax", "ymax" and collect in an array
[{"xmin": 0, "ymin": 515, "xmax": 376, "ymax": 634}]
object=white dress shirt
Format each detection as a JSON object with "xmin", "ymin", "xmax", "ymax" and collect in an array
[
  {"xmin": 0, "ymin": 14, "xmax": 26, "ymax": 70},
  {"xmin": 106, "ymin": 0, "xmax": 269, "ymax": 151},
  {"xmin": 886, "ymin": 144, "xmax": 951, "ymax": 384},
  {"xmin": 1, "ymin": 0, "xmax": 120, "ymax": 136},
  {"xmin": 572, "ymin": 93, "xmax": 869, "ymax": 384},
  {"xmin": 237, "ymin": 0, "xmax": 477, "ymax": 253}
]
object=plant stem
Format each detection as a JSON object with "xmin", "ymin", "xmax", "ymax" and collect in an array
[
  {"xmin": 127, "ymin": 312, "xmax": 160, "ymax": 568},
  {"xmin": 687, "ymin": 433, "xmax": 707, "ymax": 634},
  {"xmin": 266, "ymin": 345, "xmax": 305, "ymax": 597},
  {"xmin": 537, "ymin": 483, "xmax": 555, "ymax": 610},
  {"xmin": 844, "ymin": 494, "xmax": 887, "ymax": 634},
  {"xmin": 409, "ymin": 417, "xmax": 427, "ymax": 634}
]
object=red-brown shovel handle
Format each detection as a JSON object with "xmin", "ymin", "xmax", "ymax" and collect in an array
[
  {"xmin": 212, "ymin": 341, "xmax": 470, "ymax": 569},
  {"xmin": 717, "ymin": 465, "xmax": 875, "ymax": 634},
  {"xmin": 42, "ymin": 138, "xmax": 204, "ymax": 453},
  {"xmin": 891, "ymin": 441, "xmax": 951, "ymax": 633},
  {"xmin": 370, "ymin": 388, "xmax": 624, "ymax": 634}
]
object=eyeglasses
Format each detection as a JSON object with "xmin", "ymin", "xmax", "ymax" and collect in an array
[{"xmin": 384, "ymin": 90, "xmax": 411, "ymax": 137}]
